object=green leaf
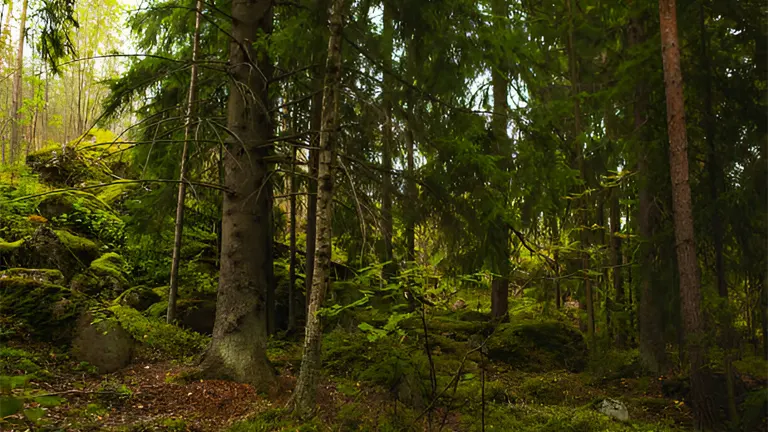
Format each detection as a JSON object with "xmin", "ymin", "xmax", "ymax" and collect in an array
[
  {"xmin": 24, "ymin": 407, "xmax": 46, "ymax": 422},
  {"xmin": 33, "ymin": 395, "xmax": 63, "ymax": 407},
  {"xmin": 0, "ymin": 396, "xmax": 23, "ymax": 417}
]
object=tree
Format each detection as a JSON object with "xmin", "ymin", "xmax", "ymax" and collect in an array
[
  {"xmin": 489, "ymin": 0, "xmax": 510, "ymax": 320},
  {"xmin": 9, "ymin": 0, "xmax": 27, "ymax": 164},
  {"xmin": 167, "ymin": 0, "xmax": 203, "ymax": 324},
  {"xmin": 199, "ymin": 0, "xmax": 276, "ymax": 391},
  {"xmin": 658, "ymin": 0, "xmax": 714, "ymax": 428},
  {"xmin": 290, "ymin": 0, "xmax": 344, "ymax": 418}
]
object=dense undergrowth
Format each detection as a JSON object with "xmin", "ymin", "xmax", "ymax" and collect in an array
[{"xmin": 0, "ymin": 142, "xmax": 766, "ymax": 431}]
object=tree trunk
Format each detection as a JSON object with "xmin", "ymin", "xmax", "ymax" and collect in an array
[
  {"xmin": 289, "ymin": 109, "xmax": 298, "ymax": 331},
  {"xmin": 566, "ymin": 0, "xmax": 593, "ymax": 343},
  {"xmin": 489, "ymin": 0, "xmax": 510, "ymax": 320},
  {"xmin": 290, "ymin": 0, "xmax": 344, "ymax": 418},
  {"xmin": 630, "ymin": 13, "xmax": 666, "ymax": 374},
  {"xmin": 610, "ymin": 187, "xmax": 626, "ymax": 347},
  {"xmin": 304, "ymin": 0, "xmax": 330, "ymax": 314},
  {"xmin": 698, "ymin": 2, "xmax": 737, "ymax": 423},
  {"xmin": 9, "ymin": 0, "xmax": 27, "ymax": 164},
  {"xmin": 659, "ymin": 0, "xmax": 715, "ymax": 428},
  {"xmin": 167, "ymin": 0, "xmax": 203, "ymax": 324},
  {"xmin": 405, "ymin": 116, "xmax": 416, "ymax": 263},
  {"xmin": 380, "ymin": 0, "xmax": 395, "ymax": 279},
  {"xmin": 199, "ymin": 0, "xmax": 276, "ymax": 392}
]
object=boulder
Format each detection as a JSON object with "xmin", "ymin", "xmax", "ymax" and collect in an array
[
  {"xmin": 37, "ymin": 191, "xmax": 112, "ymax": 220},
  {"xmin": 26, "ymin": 145, "xmax": 109, "ymax": 187},
  {"xmin": 14, "ymin": 227, "xmax": 100, "ymax": 280},
  {"xmin": 36, "ymin": 191, "xmax": 124, "ymax": 246},
  {"xmin": 486, "ymin": 320, "xmax": 588, "ymax": 372},
  {"xmin": 0, "ymin": 268, "xmax": 65, "ymax": 285},
  {"xmin": 0, "ymin": 276, "xmax": 85, "ymax": 342},
  {"xmin": 596, "ymin": 398, "xmax": 629, "ymax": 421},
  {"xmin": 70, "ymin": 253, "xmax": 130, "ymax": 297},
  {"xmin": 71, "ymin": 313, "xmax": 134, "ymax": 373},
  {"xmin": 118, "ymin": 286, "xmax": 161, "ymax": 311},
  {"xmin": 177, "ymin": 296, "xmax": 216, "ymax": 335}
]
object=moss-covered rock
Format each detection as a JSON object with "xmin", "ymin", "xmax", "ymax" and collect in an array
[
  {"xmin": 70, "ymin": 252, "xmax": 130, "ymax": 296},
  {"xmin": 37, "ymin": 191, "xmax": 111, "ymax": 219},
  {"xmin": 117, "ymin": 285, "xmax": 162, "ymax": 311},
  {"xmin": 0, "ymin": 277, "xmax": 85, "ymax": 342},
  {"xmin": 0, "ymin": 238, "xmax": 24, "ymax": 267},
  {"xmin": 94, "ymin": 180, "xmax": 139, "ymax": 208},
  {"xmin": 37, "ymin": 191, "xmax": 125, "ymax": 246},
  {"xmin": 0, "ymin": 268, "xmax": 65, "ymax": 285},
  {"xmin": 71, "ymin": 312, "xmax": 135, "ymax": 373},
  {"xmin": 26, "ymin": 145, "xmax": 110, "ymax": 187},
  {"xmin": 146, "ymin": 293, "xmax": 217, "ymax": 335},
  {"xmin": 109, "ymin": 305, "xmax": 209, "ymax": 358},
  {"xmin": 487, "ymin": 320, "xmax": 587, "ymax": 372},
  {"xmin": 6, "ymin": 227, "xmax": 99, "ymax": 280}
]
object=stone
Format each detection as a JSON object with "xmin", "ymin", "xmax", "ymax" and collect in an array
[
  {"xmin": 0, "ymin": 268, "xmax": 65, "ymax": 285},
  {"xmin": 451, "ymin": 299, "xmax": 467, "ymax": 311},
  {"xmin": 486, "ymin": 320, "xmax": 588, "ymax": 372},
  {"xmin": 596, "ymin": 398, "xmax": 629, "ymax": 421},
  {"xmin": 71, "ymin": 313, "xmax": 134, "ymax": 373},
  {"xmin": 13, "ymin": 227, "xmax": 100, "ymax": 280},
  {"xmin": 118, "ymin": 286, "xmax": 161, "ymax": 311}
]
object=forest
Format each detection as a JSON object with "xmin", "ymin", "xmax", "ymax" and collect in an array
[{"xmin": 0, "ymin": 0, "xmax": 765, "ymax": 430}]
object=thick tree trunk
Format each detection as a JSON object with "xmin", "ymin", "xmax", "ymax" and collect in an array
[
  {"xmin": 9, "ymin": 0, "xmax": 27, "ymax": 164},
  {"xmin": 167, "ymin": 0, "xmax": 203, "ymax": 324},
  {"xmin": 659, "ymin": 0, "xmax": 715, "ymax": 428},
  {"xmin": 630, "ymin": 13, "xmax": 666, "ymax": 374},
  {"xmin": 199, "ymin": 0, "xmax": 276, "ymax": 391},
  {"xmin": 290, "ymin": 0, "xmax": 344, "ymax": 418},
  {"xmin": 380, "ymin": 1, "xmax": 395, "ymax": 279},
  {"xmin": 489, "ymin": 0, "xmax": 510, "ymax": 320}
]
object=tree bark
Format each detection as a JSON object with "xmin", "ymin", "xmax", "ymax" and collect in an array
[
  {"xmin": 304, "ymin": 0, "xmax": 330, "ymax": 315},
  {"xmin": 630, "ymin": 12, "xmax": 666, "ymax": 374},
  {"xmin": 167, "ymin": 0, "xmax": 203, "ymax": 324},
  {"xmin": 610, "ymin": 187, "xmax": 625, "ymax": 347},
  {"xmin": 9, "ymin": 0, "xmax": 27, "ymax": 164},
  {"xmin": 199, "ymin": 0, "xmax": 276, "ymax": 391},
  {"xmin": 489, "ymin": 0, "xmax": 510, "ymax": 320},
  {"xmin": 290, "ymin": 0, "xmax": 344, "ymax": 418},
  {"xmin": 380, "ymin": 0, "xmax": 395, "ymax": 279},
  {"xmin": 659, "ymin": 0, "xmax": 715, "ymax": 428}
]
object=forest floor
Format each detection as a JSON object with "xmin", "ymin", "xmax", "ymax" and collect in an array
[{"xmin": 1, "ymin": 336, "xmax": 699, "ymax": 432}]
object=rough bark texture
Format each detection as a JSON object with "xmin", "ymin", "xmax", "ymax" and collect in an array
[
  {"xmin": 630, "ymin": 13, "xmax": 666, "ymax": 374},
  {"xmin": 9, "ymin": 0, "xmax": 27, "ymax": 164},
  {"xmin": 167, "ymin": 0, "xmax": 203, "ymax": 324},
  {"xmin": 199, "ymin": 0, "xmax": 276, "ymax": 391},
  {"xmin": 489, "ymin": 0, "xmax": 510, "ymax": 320},
  {"xmin": 290, "ymin": 0, "xmax": 344, "ymax": 418},
  {"xmin": 659, "ymin": 0, "xmax": 715, "ymax": 428}
]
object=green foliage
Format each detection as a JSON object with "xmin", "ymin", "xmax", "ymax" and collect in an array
[
  {"xmin": 0, "ymin": 371, "xmax": 63, "ymax": 427},
  {"xmin": 108, "ymin": 305, "xmax": 208, "ymax": 359},
  {"xmin": 487, "ymin": 320, "xmax": 588, "ymax": 372},
  {"xmin": 51, "ymin": 195, "xmax": 125, "ymax": 248},
  {"xmin": 228, "ymin": 408, "xmax": 322, "ymax": 432}
]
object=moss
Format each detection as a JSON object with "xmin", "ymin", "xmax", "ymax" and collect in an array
[
  {"xmin": 37, "ymin": 191, "xmax": 112, "ymax": 219},
  {"xmin": 54, "ymin": 230, "xmax": 99, "ymax": 255},
  {"xmin": 26, "ymin": 145, "xmax": 111, "ymax": 187},
  {"xmin": 0, "ymin": 268, "xmax": 65, "ymax": 285},
  {"xmin": 90, "ymin": 252, "xmax": 127, "ymax": 279},
  {"xmin": 94, "ymin": 180, "xmax": 138, "ymax": 207},
  {"xmin": 0, "ymin": 238, "xmax": 24, "ymax": 253},
  {"xmin": 108, "ymin": 305, "xmax": 209, "ymax": 359},
  {"xmin": 0, "ymin": 277, "xmax": 86, "ymax": 342},
  {"xmin": 486, "ymin": 320, "xmax": 587, "ymax": 372}
]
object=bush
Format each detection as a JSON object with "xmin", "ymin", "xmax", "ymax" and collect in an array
[{"xmin": 486, "ymin": 320, "xmax": 587, "ymax": 372}]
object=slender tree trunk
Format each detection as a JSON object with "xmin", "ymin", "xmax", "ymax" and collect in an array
[
  {"xmin": 489, "ymin": 0, "xmax": 510, "ymax": 320},
  {"xmin": 9, "ymin": 0, "xmax": 27, "ymax": 164},
  {"xmin": 659, "ymin": 0, "xmax": 715, "ymax": 428},
  {"xmin": 566, "ymin": 0, "xmax": 594, "ymax": 343},
  {"xmin": 630, "ymin": 13, "xmax": 666, "ymax": 373},
  {"xmin": 610, "ymin": 187, "xmax": 626, "ymax": 347},
  {"xmin": 199, "ymin": 0, "xmax": 276, "ymax": 391},
  {"xmin": 167, "ymin": 0, "xmax": 203, "ymax": 324},
  {"xmin": 304, "ymin": 0, "xmax": 330, "ymax": 314},
  {"xmin": 380, "ymin": 1, "xmax": 395, "ymax": 279},
  {"xmin": 290, "ymin": 0, "xmax": 344, "ymax": 418},
  {"xmin": 43, "ymin": 66, "xmax": 48, "ymax": 145},
  {"xmin": 288, "ymin": 106, "xmax": 298, "ymax": 331},
  {"xmin": 551, "ymin": 217, "xmax": 561, "ymax": 309},
  {"xmin": 404, "ymin": 118, "xmax": 416, "ymax": 262},
  {"xmin": 698, "ymin": 2, "xmax": 737, "ymax": 423}
]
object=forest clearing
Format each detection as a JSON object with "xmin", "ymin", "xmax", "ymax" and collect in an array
[{"xmin": 0, "ymin": 0, "xmax": 765, "ymax": 430}]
